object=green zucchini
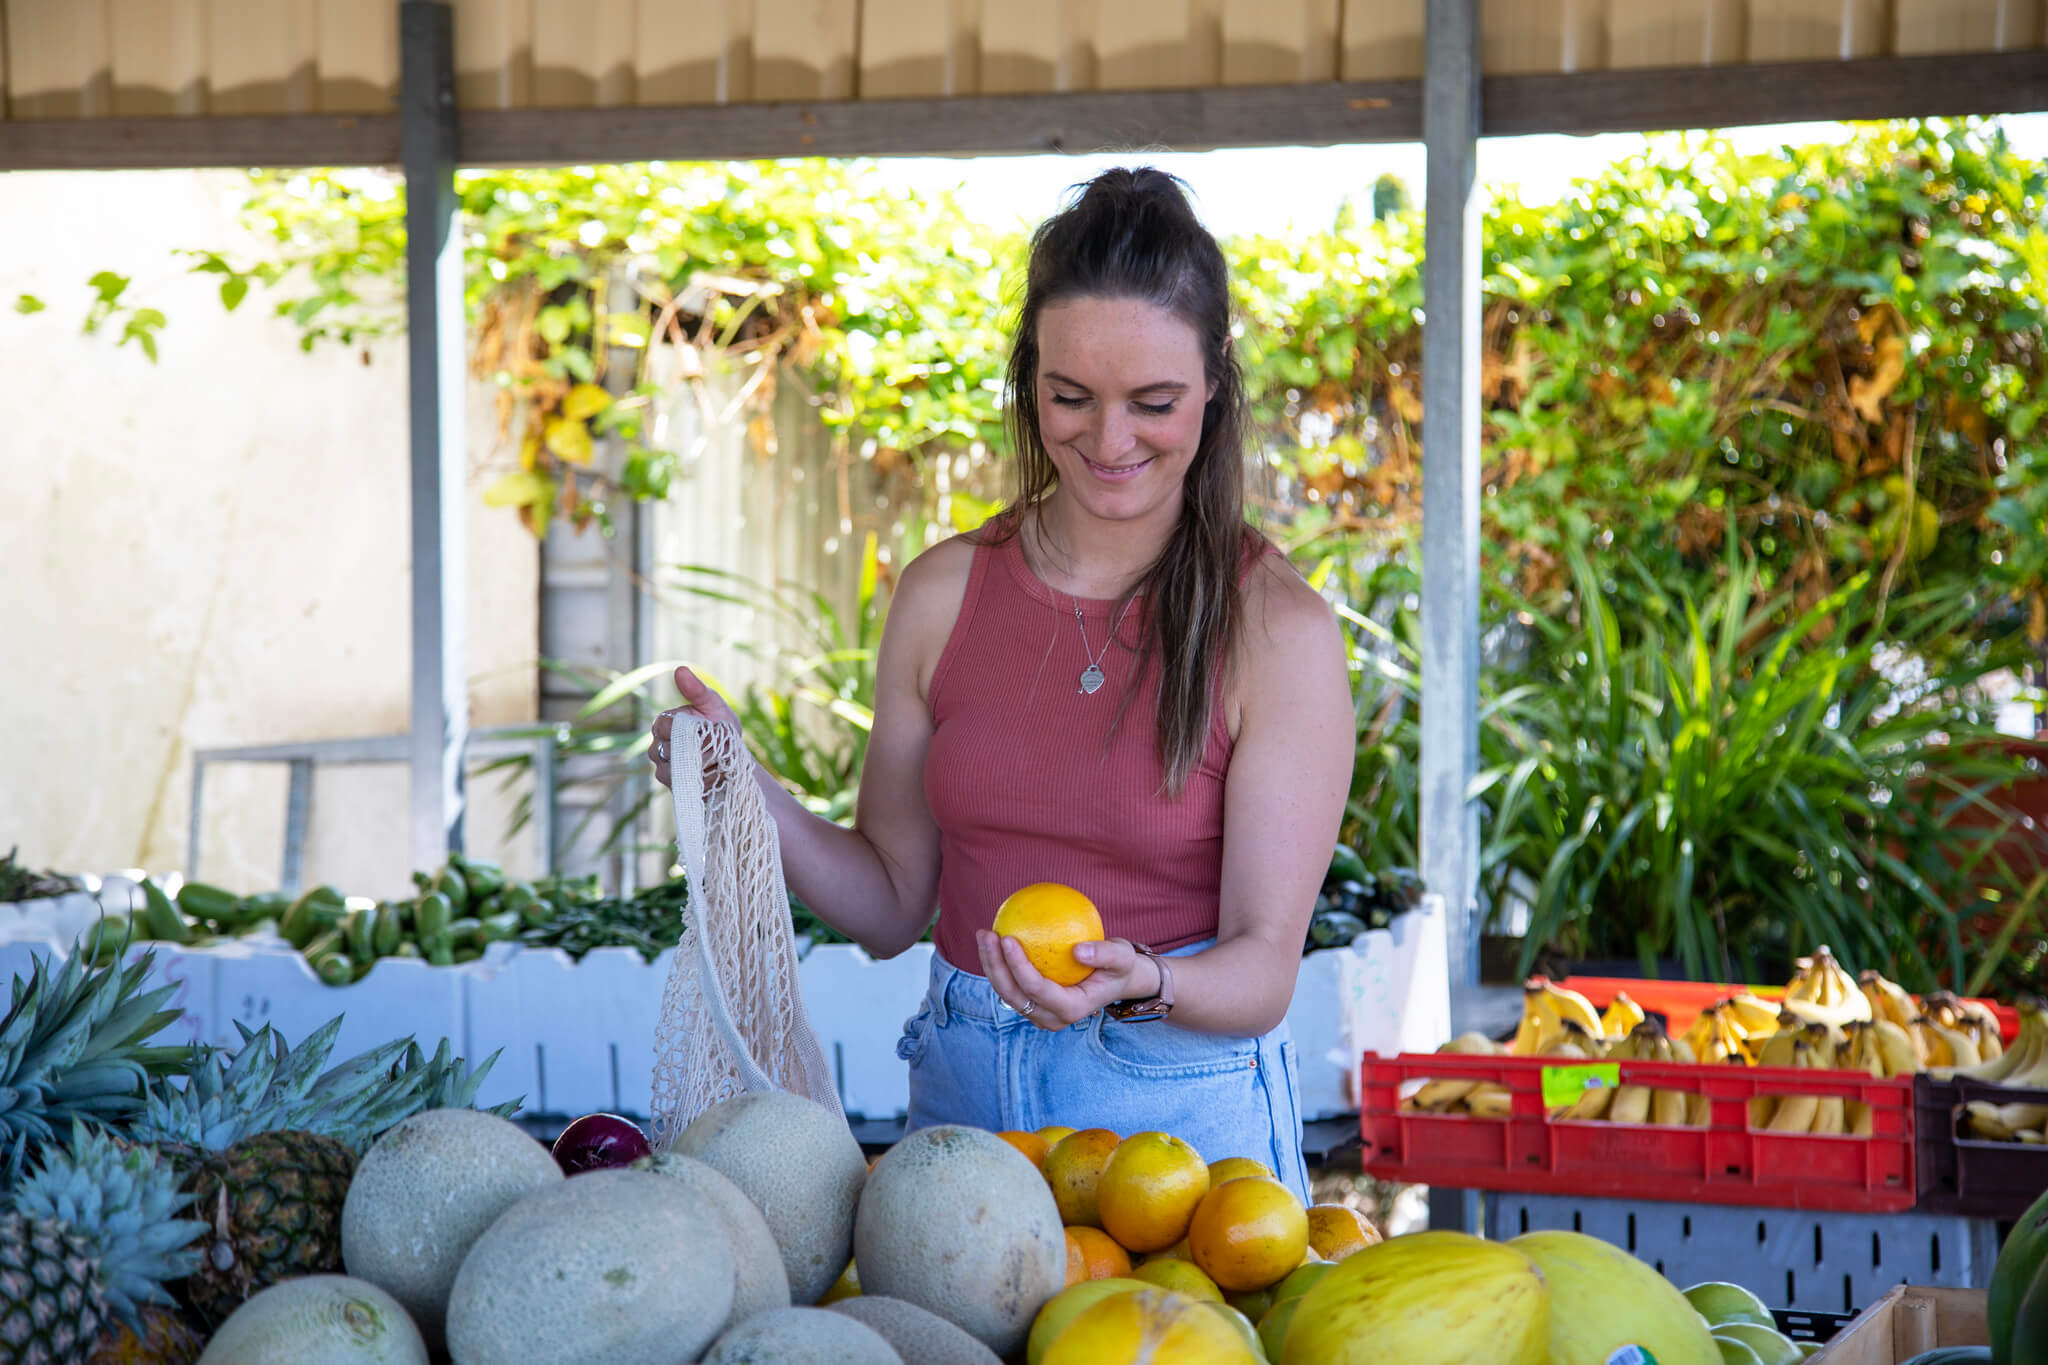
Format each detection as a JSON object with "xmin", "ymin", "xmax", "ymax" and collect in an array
[
  {"xmin": 426, "ymin": 943, "xmax": 454, "ymax": 967},
  {"xmin": 140, "ymin": 881, "xmax": 193, "ymax": 944},
  {"xmin": 314, "ymin": 953, "xmax": 355, "ymax": 987},
  {"xmin": 480, "ymin": 910, "xmax": 523, "ymax": 943},
  {"xmin": 175, "ymin": 881, "xmax": 241, "ymax": 927},
  {"xmin": 433, "ymin": 867, "xmax": 470, "ymax": 916},
  {"xmin": 279, "ymin": 886, "xmax": 345, "ymax": 948},
  {"xmin": 415, "ymin": 891, "xmax": 453, "ymax": 946},
  {"xmin": 446, "ymin": 916, "xmax": 483, "ymax": 950},
  {"xmin": 344, "ymin": 907, "xmax": 377, "ymax": 963},
  {"xmin": 371, "ymin": 903, "xmax": 405, "ymax": 956},
  {"xmin": 455, "ymin": 855, "xmax": 506, "ymax": 901}
]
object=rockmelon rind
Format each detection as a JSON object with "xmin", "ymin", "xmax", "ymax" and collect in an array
[
  {"xmin": 633, "ymin": 1151, "xmax": 791, "ymax": 1327},
  {"xmin": 195, "ymin": 1274, "xmax": 429, "ymax": 1365},
  {"xmin": 700, "ymin": 1305, "xmax": 903, "ymax": 1364},
  {"xmin": 443, "ymin": 1168, "xmax": 734, "ymax": 1365},
  {"xmin": 671, "ymin": 1091, "xmax": 869, "ymax": 1305},
  {"xmin": 853, "ymin": 1124, "xmax": 1066, "ymax": 1359},
  {"xmin": 828, "ymin": 1295, "xmax": 1005, "ymax": 1365},
  {"xmin": 341, "ymin": 1107, "xmax": 563, "ymax": 1351}
]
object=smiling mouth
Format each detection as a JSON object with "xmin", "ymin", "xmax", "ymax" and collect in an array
[{"xmin": 1081, "ymin": 452, "xmax": 1155, "ymax": 478}]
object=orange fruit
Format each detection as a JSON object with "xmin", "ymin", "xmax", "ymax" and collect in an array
[
  {"xmin": 993, "ymin": 883, "xmax": 1105, "ymax": 986},
  {"xmin": 1097, "ymin": 1132, "xmax": 1211, "ymax": 1253},
  {"xmin": 1305, "ymin": 1203, "xmax": 1383, "ymax": 1261},
  {"xmin": 1027, "ymin": 1278, "xmax": 1151, "ymax": 1365},
  {"xmin": 1187, "ymin": 1176, "xmax": 1309, "ymax": 1292},
  {"xmin": 1044, "ymin": 1128, "xmax": 1122, "ymax": 1227},
  {"xmin": 1064, "ymin": 1225, "xmax": 1134, "ymax": 1285},
  {"xmin": 1042, "ymin": 1286, "xmax": 1257, "ymax": 1364},
  {"xmin": 1206, "ymin": 1157, "xmax": 1276, "ymax": 1189},
  {"xmin": 999, "ymin": 1129, "xmax": 1052, "ymax": 1173},
  {"xmin": 1037, "ymin": 1124, "xmax": 1079, "ymax": 1147},
  {"xmin": 1129, "ymin": 1256, "xmax": 1223, "ymax": 1302}
]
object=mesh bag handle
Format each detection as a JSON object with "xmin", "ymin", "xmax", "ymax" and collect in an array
[{"xmin": 649, "ymin": 716, "xmax": 844, "ymax": 1148}]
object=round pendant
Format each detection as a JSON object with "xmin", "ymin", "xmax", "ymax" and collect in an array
[{"xmin": 1078, "ymin": 664, "xmax": 1105, "ymax": 695}]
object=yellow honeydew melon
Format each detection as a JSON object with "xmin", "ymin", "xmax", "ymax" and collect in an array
[
  {"xmin": 827, "ymin": 1295, "xmax": 1005, "ymax": 1365},
  {"xmin": 1509, "ymin": 1230, "xmax": 1722, "ymax": 1365},
  {"xmin": 672, "ymin": 1090, "xmax": 869, "ymax": 1305},
  {"xmin": 196, "ymin": 1275, "xmax": 429, "ymax": 1365},
  {"xmin": 853, "ymin": 1124, "xmax": 1066, "ymax": 1359},
  {"xmin": 1042, "ymin": 1286, "xmax": 1260, "ymax": 1364},
  {"xmin": 1027, "ymin": 1278, "xmax": 1153, "ymax": 1365},
  {"xmin": 700, "ymin": 1306, "xmax": 903, "ymax": 1364},
  {"xmin": 443, "ymin": 1169, "xmax": 734, "ymax": 1365},
  {"xmin": 1281, "ymin": 1231, "xmax": 1549, "ymax": 1365},
  {"xmin": 340, "ymin": 1107, "xmax": 562, "ymax": 1353},
  {"xmin": 633, "ymin": 1150, "xmax": 791, "ymax": 1326}
]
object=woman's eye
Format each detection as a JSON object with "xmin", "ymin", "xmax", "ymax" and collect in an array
[
  {"xmin": 1050, "ymin": 393, "xmax": 1088, "ymax": 407},
  {"xmin": 1136, "ymin": 401, "xmax": 1177, "ymax": 416}
]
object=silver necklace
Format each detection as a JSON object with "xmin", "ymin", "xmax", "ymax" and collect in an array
[{"xmin": 1072, "ymin": 593, "xmax": 1138, "ymax": 695}]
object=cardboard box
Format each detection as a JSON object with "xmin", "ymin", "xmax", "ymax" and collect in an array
[{"xmin": 1806, "ymin": 1286, "xmax": 1989, "ymax": 1364}]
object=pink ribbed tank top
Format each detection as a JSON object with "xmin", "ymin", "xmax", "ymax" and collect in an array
[{"xmin": 924, "ymin": 528, "xmax": 1236, "ymax": 968}]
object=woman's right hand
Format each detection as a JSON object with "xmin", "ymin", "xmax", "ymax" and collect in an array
[{"xmin": 650, "ymin": 666, "xmax": 743, "ymax": 790}]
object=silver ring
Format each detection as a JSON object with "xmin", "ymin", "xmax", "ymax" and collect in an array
[
  {"xmin": 1018, "ymin": 998, "xmax": 1036, "ymax": 1018},
  {"xmin": 656, "ymin": 741, "xmax": 668, "ymax": 761}
]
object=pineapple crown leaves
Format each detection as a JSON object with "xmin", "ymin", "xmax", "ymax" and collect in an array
[
  {"xmin": 393, "ymin": 1037, "xmax": 521, "ymax": 1121},
  {"xmin": 11, "ymin": 1121, "xmax": 205, "ymax": 1329},
  {"xmin": 0, "ymin": 946, "xmax": 191, "ymax": 1151}
]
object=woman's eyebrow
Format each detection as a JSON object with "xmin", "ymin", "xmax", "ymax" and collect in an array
[{"xmin": 1044, "ymin": 371, "xmax": 1191, "ymax": 395}]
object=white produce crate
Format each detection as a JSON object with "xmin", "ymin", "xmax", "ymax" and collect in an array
[{"xmin": 0, "ymin": 908, "xmax": 1451, "ymax": 1126}]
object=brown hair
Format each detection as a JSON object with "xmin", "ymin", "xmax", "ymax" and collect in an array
[{"xmin": 990, "ymin": 166, "xmax": 1261, "ymax": 796}]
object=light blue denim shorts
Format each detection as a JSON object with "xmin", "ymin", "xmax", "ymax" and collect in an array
[{"xmin": 896, "ymin": 940, "xmax": 1311, "ymax": 1202}]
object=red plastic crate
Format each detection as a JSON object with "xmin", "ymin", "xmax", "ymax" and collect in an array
[
  {"xmin": 1358, "ymin": 1052, "xmax": 1917, "ymax": 1212},
  {"xmin": 1557, "ymin": 977, "xmax": 2019, "ymax": 1046}
]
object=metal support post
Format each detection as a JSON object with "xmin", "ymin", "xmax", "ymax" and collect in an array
[
  {"xmin": 1420, "ymin": 0, "xmax": 1484, "ymax": 1235},
  {"xmin": 281, "ymin": 759, "xmax": 314, "ymax": 892},
  {"xmin": 402, "ymin": 0, "xmax": 468, "ymax": 872}
]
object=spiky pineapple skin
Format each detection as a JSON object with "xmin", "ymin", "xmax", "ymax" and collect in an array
[
  {"xmin": 178, "ymin": 1130, "xmax": 356, "ymax": 1327},
  {"xmin": 86, "ymin": 1303, "xmax": 205, "ymax": 1365},
  {"xmin": 0, "ymin": 1210, "xmax": 110, "ymax": 1365}
]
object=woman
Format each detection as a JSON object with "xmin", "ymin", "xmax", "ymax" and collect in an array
[{"xmin": 651, "ymin": 167, "xmax": 1354, "ymax": 1197}]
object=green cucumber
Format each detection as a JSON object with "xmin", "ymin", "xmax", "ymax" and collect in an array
[
  {"xmin": 446, "ymin": 916, "xmax": 483, "ymax": 950},
  {"xmin": 1992, "ymin": 1185, "xmax": 2048, "ymax": 1365},
  {"xmin": 175, "ymin": 881, "xmax": 241, "ymax": 927},
  {"xmin": 140, "ymin": 881, "xmax": 193, "ymax": 944},
  {"xmin": 480, "ymin": 910, "xmax": 523, "ymax": 943},
  {"xmin": 344, "ymin": 907, "xmax": 377, "ymax": 962},
  {"xmin": 315, "ymin": 953, "xmax": 355, "ymax": 987},
  {"xmin": 279, "ymin": 886, "xmax": 345, "ymax": 948},
  {"xmin": 433, "ymin": 868, "xmax": 470, "ymax": 916},
  {"xmin": 456, "ymin": 856, "xmax": 506, "ymax": 901},
  {"xmin": 415, "ymin": 891, "xmax": 453, "ymax": 946},
  {"xmin": 371, "ymin": 903, "xmax": 405, "ymax": 956}
]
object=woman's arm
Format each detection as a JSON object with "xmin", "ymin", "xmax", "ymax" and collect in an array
[
  {"xmin": 653, "ymin": 538, "xmax": 973, "ymax": 959},
  {"xmin": 979, "ymin": 556, "xmax": 1356, "ymax": 1034}
]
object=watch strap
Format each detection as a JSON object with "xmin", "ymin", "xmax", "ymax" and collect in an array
[{"xmin": 1106, "ymin": 942, "xmax": 1173, "ymax": 1022}]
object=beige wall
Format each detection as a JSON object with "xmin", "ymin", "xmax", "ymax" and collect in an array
[{"xmin": 0, "ymin": 169, "xmax": 540, "ymax": 900}]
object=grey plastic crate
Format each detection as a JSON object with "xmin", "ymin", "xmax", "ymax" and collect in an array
[{"xmin": 1480, "ymin": 1190, "xmax": 2001, "ymax": 1315}]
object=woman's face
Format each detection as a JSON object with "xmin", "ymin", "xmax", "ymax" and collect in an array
[{"xmin": 1034, "ymin": 295, "xmax": 1213, "ymax": 530}]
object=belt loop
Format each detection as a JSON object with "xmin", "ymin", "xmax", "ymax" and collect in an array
[{"xmin": 929, "ymin": 955, "xmax": 953, "ymax": 1027}]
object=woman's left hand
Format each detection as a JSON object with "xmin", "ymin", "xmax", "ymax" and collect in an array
[{"xmin": 975, "ymin": 932, "xmax": 1159, "ymax": 1031}]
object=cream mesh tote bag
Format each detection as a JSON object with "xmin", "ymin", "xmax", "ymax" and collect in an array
[{"xmin": 648, "ymin": 715, "xmax": 844, "ymax": 1148}]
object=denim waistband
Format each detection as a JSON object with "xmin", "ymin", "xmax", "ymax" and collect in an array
[{"xmin": 926, "ymin": 938, "xmax": 1216, "ymax": 1028}]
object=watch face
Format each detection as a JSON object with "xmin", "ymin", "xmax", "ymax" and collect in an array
[{"xmin": 1109, "ymin": 1000, "xmax": 1171, "ymax": 1022}]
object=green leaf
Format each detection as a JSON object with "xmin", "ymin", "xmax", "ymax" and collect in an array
[
  {"xmin": 13, "ymin": 294, "xmax": 45, "ymax": 315},
  {"xmin": 220, "ymin": 277, "xmax": 249, "ymax": 311}
]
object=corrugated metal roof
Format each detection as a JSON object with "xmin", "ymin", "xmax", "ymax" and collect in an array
[{"xmin": 3, "ymin": 0, "xmax": 2041, "ymax": 122}]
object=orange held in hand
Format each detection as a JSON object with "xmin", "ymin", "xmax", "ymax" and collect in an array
[{"xmin": 993, "ymin": 883, "xmax": 1106, "ymax": 986}]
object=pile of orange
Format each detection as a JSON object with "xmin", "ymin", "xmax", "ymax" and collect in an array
[{"xmin": 1001, "ymin": 1124, "xmax": 1385, "ymax": 1364}]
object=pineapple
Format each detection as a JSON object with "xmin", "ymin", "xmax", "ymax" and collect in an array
[
  {"xmin": 130, "ymin": 1016, "xmax": 515, "ymax": 1327},
  {"xmin": 2, "ymin": 1123, "xmax": 206, "ymax": 1365},
  {"xmin": 0, "ymin": 947, "xmax": 192, "ymax": 1184}
]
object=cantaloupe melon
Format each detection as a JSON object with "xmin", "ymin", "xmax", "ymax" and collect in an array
[
  {"xmin": 632, "ymin": 1150, "xmax": 790, "ymax": 1326},
  {"xmin": 671, "ymin": 1091, "xmax": 868, "ymax": 1304},
  {"xmin": 443, "ymin": 1168, "xmax": 734, "ymax": 1365},
  {"xmin": 196, "ymin": 1274, "xmax": 429, "ymax": 1365},
  {"xmin": 700, "ymin": 1306, "xmax": 903, "ymax": 1364},
  {"xmin": 340, "ymin": 1107, "xmax": 562, "ymax": 1351},
  {"xmin": 828, "ymin": 1295, "xmax": 1005, "ymax": 1365},
  {"xmin": 854, "ymin": 1124, "xmax": 1066, "ymax": 1359}
]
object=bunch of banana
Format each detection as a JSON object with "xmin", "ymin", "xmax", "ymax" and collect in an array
[
  {"xmin": 1683, "ymin": 1003, "xmax": 1754, "ymax": 1066},
  {"xmin": 1778, "ymin": 945, "xmax": 1871, "ymax": 1028},
  {"xmin": 1402, "ymin": 1031, "xmax": 1514, "ymax": 1117},
  {"xmin": 1947, "ymin": 998, "xmax": 2048, "ymax": 1144},
  {"xmin": 1564, "ymin": 1020, "xmax": 1709, "ymax": 1127},
  {"xmin": 1509, "ymin": 976, "xmax": 1608, "ymax": 1055},
  {"xmin": 1915, "ymin": 989, "xmax": 2007, "ymax": 1069},
  {"xmin": 1600, "ymin": 990, "xmax": 1646, "ymax": 1039}
]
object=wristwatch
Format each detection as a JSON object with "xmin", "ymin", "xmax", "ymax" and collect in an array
[{"xmin": 1104, "ymin": 942, "xmax": 1174, "ymax": 1023}]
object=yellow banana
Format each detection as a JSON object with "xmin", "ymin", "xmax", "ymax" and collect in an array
[
  {"xmin": 1406, "ymin": 1077, "xmax": 1480, "ymax": 1111},
  {"xmin": 1558, "ymin": 1079, "xmax": 1617, "ymax": 1122},
  {"xmin": 1945, "ymin": 997, "xmax": 2043, "ymax": 1083},
  {"xmin": 1723, "ymin": 993, "xmax": 1784, "ymax": 1036},
  {"xmin": 1918, "ymin": 1019, "xmax": 1955, "ymax": 1068},
  {"xmin": 1442, "ymin": 1031, "xmax": 1508, "ymax": 1056},
  {"xmin": 1684, "ymin": 1006, "xmax": 1722, "ymax": 1065},
  {"xmin": 1610, "ymin": 1083, "xmax": 1653, "ymax": 1125},
  {"xmin": 1540, "ymin": 978, "xmax": 1607, "ymax": 1037},
  {"xmin": 1926, "ymin": 1021, "xmax": 1983, "ymax": 1070},
  {"xmin": 1857, "ymin": 970, "xmax": 1920, "ymax": 1032},
  {"xmin": 1871, "ymin": 1018, "xmax": 1923, "ymax": 1076},
  {"xmin": 1810, "ymin": 1096, "xmax": 1847, "ymax": 1135},
  {"xmin": 1764, "ymin": 1042, "xmax": 1823, "ymax": 1132},
  {"xmin": 2018, "ymin": 1129, "xmax": 2046, "ymax": 1145},
  {"xmin": 1964, "ymin": 1101, "xmax": 2019, "ymax": 1141},
  {"xmin": 1509, "ymin": 988, "xmax": 1546, "ymax": 1057},
  {"xmin": 1601, "ymin": 991, "xmax": 1646, "ymax": 1040},
  {"xmin": 1687, "ymin": 1091, "xmax": 1712, "ymax": 1127},
  {"xmin": 1755, "ymin": 1026, "xmax": 1800, "ymax": 1070},
  {"xmin": 1977, "ymin": 1024, "xmax": 2006, "ymax": 1064},
  {"xmin": 1465, "ymin": 1083, "xmax": 1514, "ymax": 1119},
  {"xmin": 1779, "ymin": 947, "xmax": 1872, "ymax": 1028}
]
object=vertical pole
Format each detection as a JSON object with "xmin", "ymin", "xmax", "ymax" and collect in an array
[
  {"xmin": 282, "ymin": 758, "xmax": 314, "ymax": 893},
  {"xmin": 1421, "ymin": 0, "xmax": 1483, "ymax": 1235},
  {"xmin": 403, "ymin": 0, "xmax": 467, "ymax": 872}
]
